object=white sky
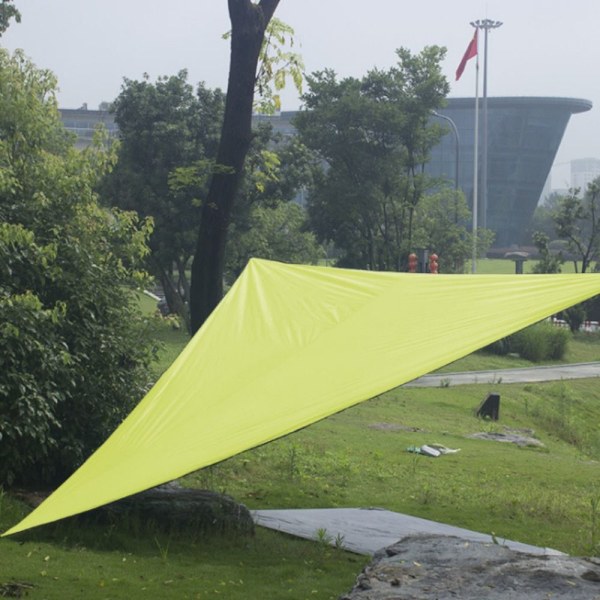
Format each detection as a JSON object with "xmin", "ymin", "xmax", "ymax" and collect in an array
[{"xmin": 3, "ymin": 0, "xmax": 599, "ymax": 187}]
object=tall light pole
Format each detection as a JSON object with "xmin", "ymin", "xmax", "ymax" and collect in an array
[{"xmin": 470, "ymin": 19, "xmax": 502, "ymax": 231}]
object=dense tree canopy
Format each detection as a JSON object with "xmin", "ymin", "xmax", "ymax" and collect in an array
[
  {"xmin": 531, "ymin": 180, "xmax": 600, "ymax": 331},
  {"xmin": 105, "ymin": 71, "xmax": 321, "ymax": 325},
  {"xmin": 552, "ymin": 180, "xmax": 600, "ymax": 273},
  {"xmin": 295, "ymin": 47, "xmax": 458, "ymax": 271},
  {"xmin": 0, "ymin": 50, "xmax": 155, "ymax": 486},
  {"xmin": 102, "ymin": 72, "xmax": 225, "ymax": 329},
  {"xmin": 222, "ymin": 130, "xmax": 323, "ymax": 279},
  {"xmin": 0, "ymin": 0, "xmax": 20, "ymax": 37}
]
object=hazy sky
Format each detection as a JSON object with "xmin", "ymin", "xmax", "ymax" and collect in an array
[{"xmin": 3, "ymin": 0, "xmax": 599, "ymax": 186}]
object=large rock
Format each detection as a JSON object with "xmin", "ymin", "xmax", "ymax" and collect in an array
[
  {"xmin": 15, "ymin": 483, "xmax": 254, "ymax": 536},
  {"xmin": 340, "ymin": 534, "xmax": 600, "ymax": 599},
  {"xmin": 89, "ymin": 483, "xmax": 254, "ymax": 535}
]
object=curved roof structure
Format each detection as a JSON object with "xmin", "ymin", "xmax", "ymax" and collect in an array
[{"xmin": 430, "ymin": 97, "xmax": 593, "ymax": 248}]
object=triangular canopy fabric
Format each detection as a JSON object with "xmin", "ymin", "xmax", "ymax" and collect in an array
[{"xmin": 5, "ymin": 259, "xmax": 600, "ymax": 535}]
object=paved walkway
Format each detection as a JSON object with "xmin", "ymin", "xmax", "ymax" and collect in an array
[
  {"xmin": 254, "ymin": 363, "xmax": 600, "ymax": 558},
  {"xmin": 252, "ymin": 508, "xmax": 563, "ymax": 556},
  {"xmin": 405, "ymin": 361, "xmax": 600, "ymax": 387}
]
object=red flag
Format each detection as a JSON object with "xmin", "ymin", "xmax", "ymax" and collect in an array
[{"xmin": 455, "ymin": 30, "xmax": 478, "ymax": 81}]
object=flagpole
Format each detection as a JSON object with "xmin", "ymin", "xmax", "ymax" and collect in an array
[
  {"xmin": 478, "ymin": 19, "xmax": 503, "ymax": 230},
  {"xmin": 472, "ymin": 47, "xmax": 480, "ymax": 274}
]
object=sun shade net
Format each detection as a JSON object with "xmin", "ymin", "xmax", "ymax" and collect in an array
[{"xmin": 4, "ymin": 259, "xmax": 600, "ymax": 535}]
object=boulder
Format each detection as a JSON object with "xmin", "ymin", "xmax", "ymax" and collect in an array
[
  {"xmin": 89, "ymin": 483, "xmax": 254, "ymax": 535},
  {"xmin": 341, "ymin": 534, "xmax": 600, "ymax": 599}
]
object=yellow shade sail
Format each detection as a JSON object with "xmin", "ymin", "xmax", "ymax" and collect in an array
[{"xmin": 4, "ymin": 259, "xmax": 600, "ymax": 536}]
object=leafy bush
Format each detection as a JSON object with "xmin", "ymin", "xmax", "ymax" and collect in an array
[
  {"xmin": 484, "ymin": 337, "xmax": 511, "ymax": 356},
  {"xmin": 562, "ymin": 304, "xmax": 586, "ymax": 333},
  {"xmin": 509, "ymin": 322, "xmax": 570, "ymax": 362},
  {"xmin": 0, "ymin": 50, "xmax": 156, "ymax": 487},
  {"xmin": 545, "ymin": 325, "xmax": 571, "ymax": 360},
  {"xmin": 483, "ymin": 321, "xmax": 570, "ymax": 362}
]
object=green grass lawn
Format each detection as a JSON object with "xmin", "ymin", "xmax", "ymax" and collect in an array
[
  {"xmin": 0, "ymin": 508, "xmax": 364, "ymax": 599},
  {"xmin": 470, "ymin": 258, "xmax": 593, "ymax": 274},
  {"xmin": 182, "ymin": 378, "xmax": 600, "ymax": 558},
  {"xmin": 2, "ymin": 286, "xmax": 599, "ymax": 598},
  {"xmin": 4, "ymin": 377, "xmax": 598, "ymax": 598}
]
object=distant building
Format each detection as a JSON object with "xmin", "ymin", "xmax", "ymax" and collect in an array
[
  {"xmin": 60, "ymin": 96, "xmax": 592, "ymax": 250},
  {"xmin": 429, "ymin": 97, "xmax": 592, "ymax": 248},
  {"xmin": 59, "ymin": 106, "xmax": 118, "ymax": 149},
  {"xmin": 571, "ymin": 157, "xmax": 600, "ymax": 192},
  {"xmin": 539, "ymin": 173, "xmax": 552, "ymax": 205}
]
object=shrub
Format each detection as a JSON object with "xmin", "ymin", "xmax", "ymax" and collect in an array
[
  {"xmin": 562, "ymin": 304, "xmax": 586, "ymax": 333},
  {"xmin": 484, "ymin": 337, "xmax": 510, "ymax": 356},
  {"xmin": 545, "ymin": 325, "xmax": 570, "ymax": 360},
  {"xmin": 0, "ymin": 50, "xmax": 156, "ymax": 487},
  {"xmin": 509, "ymin": 322, "xmax": 570, "ymax": 362}
]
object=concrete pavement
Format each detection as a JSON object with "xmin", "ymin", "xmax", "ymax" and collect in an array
[
  {"xmin": 404, "ymin": 361, "xmax": 600, "ymax": 387},
  {"xmin": 252, "ymin": 508, "xmax": 563, "ymax": 556},
  {"xmin": 253, "ymin": 363, "xmax": 600, "ymax": 558}
]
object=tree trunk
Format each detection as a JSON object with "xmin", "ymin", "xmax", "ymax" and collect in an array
[
  {"xmin": 154, "ymin": 257, "xmax": 191, "ymax": 332},
  {"xmin": 176, "ymin": 257, "xmax": 191, "ymax": 304},
  {"xmin": 189, "ymin": 0, "xmax": 280, "ymax": 334}
]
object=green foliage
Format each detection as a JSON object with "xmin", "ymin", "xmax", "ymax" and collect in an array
[
  {"xmin": 106, "ymin": 71, "xmax": 320, "ymax": 327},
  {"xmin": 483, "ymin": 337, "xmax": 511, "ymax": 357},
  {"xmin": 296, "ymin": 46, "xmax": 456, "ymax": 271},
  {"xmin": 228, "ymin": 17, "xmax": 304, "ymax": 115},
  {"xmin": 529, "ymin": 192, "xmax": 563, "ymax": 242},
  {"xmin": 551, "ymin": 180, "xmax": 600, "ymax": 273},
  {"xmin": 483, "ymin": 322, "xmax": 569, "ymax": 362},
  {"xmin": 0, "ymin": 50, "xmax": 156, "ymax": 486},
  {"xmin": 0, "ymin": 0, "xmax": 20, "ymax": 37},
  {"xmin": 0, "ymin": 287, "xmax": 67, "ymax": 483},
  {"xmin": 534, "ymin": 193, "xmax": 600, "ymax": 329},
  {"xmin": 256, "ymin": 18, "xmax": 304, "ymax": 114},
  {"xmin": 531, "ymin": 230, "xmax": 563, "ymax": 274},
  {"xmin": 508, "ymin": 322, "xmax": 570, "ymax": 362},
  {"xmin": 103, "ymin": 72, "xmax": 226, "ymax": 330},
  {"xmin": 226, "ymin": 200, "xmax": 323, "ymax": 278},
  {"xmin": 222, "ymin": 130, "xmax": 324, "ymax": 279},
  {"xmin": 413, "ymin": 189, "xmax": 493, "ymax": 272},
  {"xmin": 562, "ymin": 303, "xmax": 586, "ymax": 333}
]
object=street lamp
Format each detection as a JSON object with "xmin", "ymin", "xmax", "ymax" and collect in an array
[{"xmin": 432, "ymin": 110, "xmax": 460, "ymax": 191}]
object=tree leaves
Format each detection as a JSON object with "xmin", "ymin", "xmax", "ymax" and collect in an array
[
  {"xmin": 296, "ymin": 47, "xmax": 453, "ymax": 271},
  {"xmin": 0, "ymin": 51, "xmax": 156, "ymax": 487},
  {"xmin": 104, "ymin": 74, "xmax": 226, "ymax": 330},
  {"xmin": 551, "ymin": 180, "xmax": 600, "ymax": 273},
  {"xmin": 254, "ymin": 18, "xmax": 304, "ymax": 115}
]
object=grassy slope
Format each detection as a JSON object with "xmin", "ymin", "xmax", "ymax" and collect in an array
[
  {"xmin": 183, "ymin": 378, "xmax": 600, "ymax": 557},
  {"xmin": 2, "ymin": 280, "xmax": 599, "ymax": 598},
  {"xmin": 0, "ymin": 513, "xmax": 364, "ymax": 599}
]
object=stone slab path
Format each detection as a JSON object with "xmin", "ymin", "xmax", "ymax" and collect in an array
[
  {"xmin": 252, "ymin": 507, "xmax": 562, "ymax": 556},
  {"xmin": 254, "ymin": 364, "xmax": 600, "ymax": 561}
]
